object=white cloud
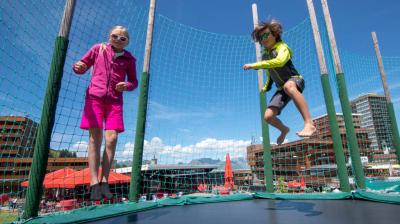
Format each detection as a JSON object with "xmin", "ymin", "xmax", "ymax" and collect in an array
[
  {"xmin": 72, "ymin": 141, "xmax": 88, "ymax": 157},
  {"xmin": 121, "ymin": 142, "xmax": 135, "ymax": 158},
  {"xmin": 120, "ymin": 137, "xmax": 164, "ymax": 160},
  {"xmin": 117, "ymin": 137, "xmax": 251, "ymax": 163},
  {"xmin": 158, "ymin": 137, "xmax": 250, "ymax": 159}
]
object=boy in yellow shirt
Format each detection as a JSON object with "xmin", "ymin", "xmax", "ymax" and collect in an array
[{"xmin": 243, "ymin": 20, "xmax": 316, "ymax": 144}]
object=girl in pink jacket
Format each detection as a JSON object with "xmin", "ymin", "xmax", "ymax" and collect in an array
[{"xmin": 73, "ymin": 26, "xmax": 138, "ymax": 201}]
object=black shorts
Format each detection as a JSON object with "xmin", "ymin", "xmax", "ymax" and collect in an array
[{"xmin": 268, "ymin": 77, "xmax": 305, "ymax": 115}]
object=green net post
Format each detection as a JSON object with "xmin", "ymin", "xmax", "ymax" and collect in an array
[
  {"xmin": 252, "ymin": 4, "xmax": 274, "ymax": 193},
  {"xmin": 129, "ymin": 0, "xmax": 156, "ymax": 201},
  {"xmin": 387, "ymin": 103, "xmax": 400, "ymax": 161},
  {"xmin": 320, "ymin": 75, "xmax": 351, "ymax": 191},
  {"xmin": 321, "ymin": 0, "xmax": 365, "ymax": 189},
  {"xmin": 259, "ymin": 93, "xmax": 274, "ymax": 192},
  {"xmin": 129, "ymin": 72, "xmax": 150, "ymax": 201},
  {"xmin": 335, "ymin": 74, "xmax": 365, "ymax": 188},
  {"xmin": 23, "ymin": 0, "xmax": 75, "ymax": 218},
  {"xmin": 307, "ymin": 0, "xmax": 350, "ymax": 192},
  {"xmin": 371, "ymin": 32, "xmax": 400, "ymax": 162}
]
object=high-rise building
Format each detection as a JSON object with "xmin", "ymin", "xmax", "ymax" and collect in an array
[
  {"xmin": 351, "ymin": 93, "xmax": 394, "ymax": 151},
  {"xmin": 0, "ymin": 116, "xmax": 88, "ymax": 193},
  {"xmin": 247, "ymin": 113, "xmax": 372, "ymax": 190},
  {"xmin": 0, "ymin": 116, "xmax": 38, "ymax": 158}
]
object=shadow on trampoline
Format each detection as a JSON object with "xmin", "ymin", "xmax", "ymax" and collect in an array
[
  {"xmin": 266, "ymin": 200, "xmax": 323, "ymax": 216},
  {"xmin": 125, "ymin": 209, "xmax": 171, "ymax": 222}
]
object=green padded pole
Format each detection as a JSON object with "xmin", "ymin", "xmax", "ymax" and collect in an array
[
  {"xmin": 252, "ymin": 4, "xmax": 274, "ymax": 193},
  {"xmin": 306, "ymin": 0, "xmax": 350, "ymax": 192},
  {"xmin": 129, "ymin": 0, "xmax": 156, "ymax": 201},
  {"xmin": 371, "ymin": 32, "xmax": 400, "ymax": 162},
  {"xmin": 321, "ymin": 0, "xmax": 365, "ymax": 189},
  {"xmin": 387, "ymin": 102, "xmax": 400, "ymax": 161},
  {"xmin": 336, "ymin": 74, "xmax": 365, "ymax": 189},
  {"xmin": 321, "ymin": 75, "xmax": 350, "ymax": 191},
  {"xmin": 23, "ymin": 37, "xmax": 69, "ymax": 219},
  {"xmin": 23, "ymin": 0, "xmax": 75, "ymax": 218},
  {"xmin": 259, "ymin": 93, "xmax": 274, "ymax": 192},
  {"xmin": 129, "ymin": 72, "xmax": 150, "ymax": 201}
]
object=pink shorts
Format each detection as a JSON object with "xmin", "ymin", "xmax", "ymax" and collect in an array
[{"xmin": 80, "ymin": 98, "xmax": 124, "ymax": 133}]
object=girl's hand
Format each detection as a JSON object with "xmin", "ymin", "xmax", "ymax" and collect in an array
[
  {"xmin": 243, "ymin": 64, "xmax": 253, "ymax": 70},
  {"xmin": 116, "ymin": 82, "xmax": 128, "ymax": 92},
  {"xmin": 74, "ymin": 61, "xmax": 87, "ymax": 73}
]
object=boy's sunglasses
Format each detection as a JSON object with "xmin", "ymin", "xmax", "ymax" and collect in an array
[
  {"xmin": 258, "ymin": 32, "xmax": 271, "ymax": 42},
  {"xmin": 111, "ymin": 34, "xmax": 128, "ymax": 42}
]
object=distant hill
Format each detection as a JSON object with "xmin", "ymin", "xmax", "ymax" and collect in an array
[
  {"xmin": 115, "ymin": 160, "xmax": 132, "ymax": 168},
  {"xmin": 115, "ymin": 157, "xmax": 250, "ymax": 170},
  {"xmin": 189, "ymin": 157, "xmax": 250, "ymax": 170},
  {"xmin": 231, "ymin": 157, "xmax": 250, "ymax": 170},
  {"xmin": 189, "ymin": 158, "xmax": 221, "ymax": 165}
]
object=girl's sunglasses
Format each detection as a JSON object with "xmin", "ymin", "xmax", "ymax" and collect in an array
[
  {"xmin": 111, "ymin": 34, "xmax": 128, "ymax": 42},
  {"xmin": 258, "ymin": 32, "xmax": 271, "ymax": 42}
]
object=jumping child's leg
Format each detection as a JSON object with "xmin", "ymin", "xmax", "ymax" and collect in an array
[
  {"xmin": 264, "ymin": 107, "xmax": 290, "ymax": 145},
  {"xmin": 100, "ymin": 130, "xmax": 118, "ymax": 199},
  {"xmin": 88, "ymin": 128, "xmax": 103, "ymax": 185},
  {"xmin": 88, "ymin": 128, "xmax": 103, "ymax": 200},
  {"xmin": 101, "ymin": 130, "xmax": 118, "ymax": 183},
  {"xmin": 283, "ymin": 81, "xmax": 316, "ymax": 137}
]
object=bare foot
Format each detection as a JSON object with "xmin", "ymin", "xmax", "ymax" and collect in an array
[
  {"xmin": 296, "ymin": 124, "xmax": 316, "ymax": 138},
  {"xmin": 277, "ymin": 126, "xmax": 290, "ymax": 145}
]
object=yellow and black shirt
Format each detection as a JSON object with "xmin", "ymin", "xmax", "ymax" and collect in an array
[{"xmin": 250, "ymin": 41, "xmax": 301, "ymax": 92}]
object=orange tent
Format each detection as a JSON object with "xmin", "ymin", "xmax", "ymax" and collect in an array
[
  {"xmin": 47, "ymin": 167, "xmax": 131, "ymax": 189},
  {"xmin": 224, "ymin": 153, "xmax": 234, "ymax": 189},
  {"xmin": 287, "ymin": 180, "xmax": 301, "ymax": 188},
  {"xmin": 288, "ymin": 178, "xmax": 305, "ymax": 188},
  {"xmin": 21, "ymin": 167, "xmax": 76, "ymax": 188}
]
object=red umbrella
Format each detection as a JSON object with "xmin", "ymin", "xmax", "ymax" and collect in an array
[
  {"xmin": 21, "ymin": 167, "xmax": 76, "ymax": 188},
  {"xmin": 224, "ymin": 153, "xmax": 234, "ymax": 189},
  {"xmin": 197, "ymin": 183, "xmax": 206, "ymax": 192},
  {"xmin": 49, "ymin": 167, "xmax": 131, "ymax": 189},
  {"xmin": 300, "ymin": 177, "xmax": 305, "ymax": 188}
]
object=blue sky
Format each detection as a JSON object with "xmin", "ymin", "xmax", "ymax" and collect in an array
[
  {"xmin": 154, "ymin": 0, "xmax": 400, "ymax": 56},
  {"xmin": 142, "ymin": 0, "xmax": 400, "ymax": 163},
  {"xmin": 1, "ymin": 0, "xmax": 399, "ymax": 165}
]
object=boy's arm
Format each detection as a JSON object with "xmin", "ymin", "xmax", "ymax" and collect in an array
[
  {"xmin": 72, "ymin": 44, "xmax": 99, "ymax": 74},
  {"xmin": 250, "ymin": 45, "xmax": 291, "ymax": 69},
  {"xmin": 262, "ymin": 73, "xmax": 274, "ymax": 93},
  {"xmin": 125, "ymin": 59, "xmax": 138, "ymax": 91}
]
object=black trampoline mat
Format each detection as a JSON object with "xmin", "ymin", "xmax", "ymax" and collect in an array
[{"xmin": 88, "ymin": 199, "xmax": 399, "ymax": 224}]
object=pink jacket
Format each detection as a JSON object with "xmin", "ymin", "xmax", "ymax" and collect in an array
[{"xmin": 73, "ymin": 43, "xmax": 138, "ymax": 103}]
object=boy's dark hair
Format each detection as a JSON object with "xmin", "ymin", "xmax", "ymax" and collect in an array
[{"xmin": 251, "ymin": 19, "xmax": 283, "ymax": 43}]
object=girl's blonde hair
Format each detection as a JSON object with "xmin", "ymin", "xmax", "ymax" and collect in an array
[{"xmin": 109, "ymin": 25, "xmax": 130, "ymax": 39}]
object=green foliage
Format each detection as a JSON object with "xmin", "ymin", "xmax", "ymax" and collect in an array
[
  {"xmin": 0, "ymin": 211, "xmax": 18, "ymax": 223},
  {"xmin": 49, "ymin": 149, "xmax": 77, "ymax": 158},
  {"xmin": 276, "ymin": 177, "xmax": 288, "ymax": 193}
]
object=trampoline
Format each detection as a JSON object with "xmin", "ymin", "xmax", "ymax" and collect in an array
[
  {"xmin": 26, "ymin": 193, "xmax": 399, "ymax": 224},
  {"xmin": 3, "ymin": 1, "xmax": 400, "ymax": 224},
  {"xmin": 86, "ymin": 199, "xmax": 398, "ymax": 224}
]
